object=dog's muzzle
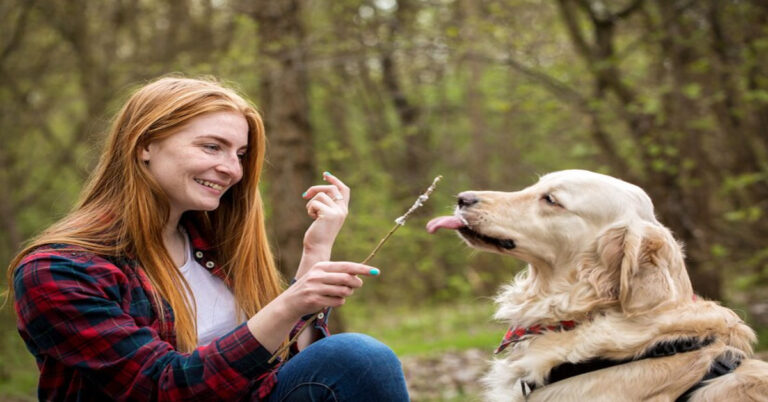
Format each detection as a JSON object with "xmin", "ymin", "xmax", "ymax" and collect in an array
[
  {"xmin": 456, "ymin": 192, "xmax": 516, "ymax": 250},
  {"xmin": 425, "ymin": 191, "xmax": 516, "ymax": 250},
  {"xmin": 458, "ymin": 226, "xmax": 516, "ymax": 250}
]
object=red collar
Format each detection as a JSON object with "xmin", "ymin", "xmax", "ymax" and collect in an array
[
  {"xmin": 495, "ymin": 320, "xmax": 577, "ymax": 354},
  {"xmin": 494, "ymin": 297, "xmax": 701, "ymax": 355}
]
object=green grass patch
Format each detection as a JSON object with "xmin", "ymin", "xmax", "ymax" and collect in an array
[
  {"xmin": 342, "ymin": 300, "xmax": 506, "ymax": 357},
  {"xmin": 0, "ymin": 329, "xmax": 38, "ymax": 401}
]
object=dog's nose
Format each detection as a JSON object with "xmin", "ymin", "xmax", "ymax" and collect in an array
[{"xmin": 457, "ymin": 192, "xmax": 479, "ymax": 208}]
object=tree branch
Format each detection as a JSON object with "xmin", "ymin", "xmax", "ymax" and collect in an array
[
  {"xmin": 0, "ymin": 0, "xmax": 36, "ymax": 65},
  {"xmin": 557, "ymin": 0, "xmax": 594, "ymax": 63}
]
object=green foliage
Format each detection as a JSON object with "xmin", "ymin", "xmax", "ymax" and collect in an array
[
  {"xmin": 759, "ymin": 327, "xmax": 768, "ymax": 352},
  {"xmin": 343, "ymin": 300, "xmax": 504, "ymax": 357},
  {"xmin": 0, "ymin": 311, "xmax": 37, "ymax": 400},
  {"xmin": 2, "ymin": 0, "xmax": 768, "ymax": 398}
]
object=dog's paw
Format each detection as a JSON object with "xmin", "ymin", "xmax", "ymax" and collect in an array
[{"xmin": 482, "ymin": 359, "xmax": 531, "ymax": 402}]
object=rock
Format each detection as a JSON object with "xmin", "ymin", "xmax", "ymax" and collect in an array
[
  {"xmin": 748, "ymin": 302, "xmax": 768, "ymax": 326},
  {"xmin": 401, "ymin": 349, "xmax": 489, "ymax": 401}
]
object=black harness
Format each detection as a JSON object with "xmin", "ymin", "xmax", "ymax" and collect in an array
[
  {"xmin": 675, "ymin": 349, "xmax": 743, "ymax": 401},
  {"xmin": 522, "ymin": 336, "xmax": 742, "ymax": 400}
]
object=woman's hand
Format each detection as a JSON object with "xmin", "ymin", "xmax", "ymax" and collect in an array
[
  {"xmin": 297, "ymin": 172, "xmax": 350, "ymax": 276},
  {"xmin": 281, "ymin": 262, "xmax": 379, "ymax": 317},
  {"xmin": 247, "ymin": 261, "xmax": 379, "ymax": 352}
]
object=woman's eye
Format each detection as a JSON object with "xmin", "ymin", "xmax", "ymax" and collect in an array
[
  {"xmin": 237, "ymin": 153, "xmax": 246, "ymax": 161},
  {"xmin": 203, "ymin": 144, "xmax": 220, "ymax": 152}
]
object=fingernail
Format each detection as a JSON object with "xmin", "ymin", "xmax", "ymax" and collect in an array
[
  {"xmin": 323, "ymin": 171, "xmax": 332, "ymax": 177},
  {"xmin": 370, "ymin": 268, "xmax": 380, "ymax": 276},
  {"xmin": 302, "ymin": 191, "xmax": 307, "ymax": 197}
]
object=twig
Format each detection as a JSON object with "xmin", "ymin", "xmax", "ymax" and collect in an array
[
  {"xmin": 362, "ymin": 175, "xmax": 442, "ymax": 264},
  {"xmin": 267, "ymin": 176, "xmax": 443, "ymax": 363}
]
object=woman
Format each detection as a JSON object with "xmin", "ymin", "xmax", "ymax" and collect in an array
[{"xmin": 7, "ymin": 76, "xmax": 409, "ymax": 401}]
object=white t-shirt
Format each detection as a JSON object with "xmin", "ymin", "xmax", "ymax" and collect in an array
[{"xmin": 178, "ymin": 231, "xmax": 242, "ymax": 346}]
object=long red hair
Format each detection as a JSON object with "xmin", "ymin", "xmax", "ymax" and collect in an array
[{"xmin": 7, "ymin": 76, "xmax": 282, "ymax": 352}]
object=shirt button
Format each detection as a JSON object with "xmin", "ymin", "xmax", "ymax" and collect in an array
[
  {"xmin": 195, "ymin": 251, "xmax": 203, "ymax": 259},
  {"xmin": 205, "ymin": 261, "xmax": 215, "ymax": 269},
  {"xmin": 317, "ymin": 312, "xmax": 325, "ymax": 320}
]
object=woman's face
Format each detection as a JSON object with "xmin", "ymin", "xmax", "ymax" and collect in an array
[{"xmin": 141, "ymin": 111, "xmax": 249, "ymax": 221}]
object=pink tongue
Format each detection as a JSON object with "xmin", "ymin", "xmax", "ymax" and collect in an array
[{"xmin": 426, "ymin": 216, "xmax": 465, "ymax": 234}]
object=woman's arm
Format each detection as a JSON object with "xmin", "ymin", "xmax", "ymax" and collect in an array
[
  {"xmin": 14, "ymin": 251, "xmax": 276, "ymax": 401},
  {"xmin": 247, "ymin": 261, "xmax": 376, "ymax": 352},
  {"xmin": 296, "ymin": 172, "xmax": 350, "ymax": 278},
  {"xmin": 293, "ymin": 172, "xmax": 352, "ymax": 349},
  {"xmin": 15, "ymin": 249, "xmax": 379, "ymax": 400}
]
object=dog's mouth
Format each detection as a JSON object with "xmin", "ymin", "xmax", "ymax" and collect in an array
[{"xmin": 426, "ymin": 215, "xmax": 516, "ymax": 250}]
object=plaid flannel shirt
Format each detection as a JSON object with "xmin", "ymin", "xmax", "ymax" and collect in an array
[{"xmin": 13, "ymin": 220, "xmax": 330, "ymax": 401}]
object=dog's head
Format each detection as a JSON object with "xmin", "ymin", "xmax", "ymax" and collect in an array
[{"xmin": 428, "ymin": 169, "xmax": 693, "ymax": 315}]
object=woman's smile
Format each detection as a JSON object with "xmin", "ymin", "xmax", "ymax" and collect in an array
[
  {"xmin": 141, "ymin": 110, "xmax": 249, "ymax": 222},
  {"xmin": 194, "ymin": 178, "xmax": 226, "ymax": 193}
]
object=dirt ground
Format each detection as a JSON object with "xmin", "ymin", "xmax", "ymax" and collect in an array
[{"xmin": 402, "ymin": 349, "xmax": 488, "ymax": 401}]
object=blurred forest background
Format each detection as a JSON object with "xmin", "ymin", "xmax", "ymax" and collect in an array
[{"xmin": 1, "ymin": 0, "xmax": 767, "ymax": 400}]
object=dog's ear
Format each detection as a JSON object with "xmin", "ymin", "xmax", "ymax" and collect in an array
[{"xmin": 587, "ymin": 222, "xmax": 680, "ymax": 315}]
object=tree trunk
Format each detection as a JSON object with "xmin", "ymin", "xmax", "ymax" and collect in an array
[
  {"xmin": 380, "ymin": 0, "xmax": 433, "ymax": 201},
  {"xmin": 249, "ymin": 0, "xmax": 315, "ymax": 281},
  {"xmin": 556, "ymin": 0, "xmax": 723, "ymax": 299}
]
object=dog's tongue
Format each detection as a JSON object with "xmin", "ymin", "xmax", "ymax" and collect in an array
[{"xmin": 426, "ymin": 216, "xmax": 465, "ymax": 234}]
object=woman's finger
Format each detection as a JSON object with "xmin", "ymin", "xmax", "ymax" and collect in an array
[
  {"xmin": 306, "ymin": 272, "xmax": 363, "ymax": 288},
  {"xmin": 299, "ymin": 293, "xmax": 347, "ymax": 310},
  {"xmin": 307, "ymin": 191, "xmax": 340, "ymax": 208},
  {"xmin": 302, "ymin": 185, "xmax": 344, "ymax": 203},
  {"xmin": 300, "ymin": 289, "xmax": 350, "ymax": 309},
  {"xmin": 313, "ymin": 283, "xmax": 355, "ymax": 298},
  {"xmin": 316, "ymin": 261, "xmax": 381, "ymax": 277},
  {"xmin": 322, "ymin": 172, "xmax": 350, "ymax": 201},
  {"xmin": 306, "ymin": 200, "xmax": 330, "ymax": 220},
  {"xmin": 320, "ymin": 296, "xmax": 347, "ymax": 308},
  {"xmin": 306, "ymin": 193, "xmax": 342, "ymax": 219}
]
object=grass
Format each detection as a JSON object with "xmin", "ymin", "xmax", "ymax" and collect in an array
[
  {"xmin": 342, "ymin": 300, "xmax": 506, "ymax": 357},
  {"xmin": 0, "ymin": 329, "xmax": 37, "ymax": 401}
]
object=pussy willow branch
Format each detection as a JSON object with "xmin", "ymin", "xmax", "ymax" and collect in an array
[
  {"xmin": 361, "ymin": 175, "xmax": 442, "ymax": 264},
  {"xmin": 267, "ymin": 176, "xmax": 443, "ymax": 363}
]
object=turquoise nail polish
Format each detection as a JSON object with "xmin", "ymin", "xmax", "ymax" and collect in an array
[
  {"xmin": 302, "ymin": 191, "xmax": 307, "ymax": 197},
  {"xmin": 323, "ymin": 171, "xmax": 332, "ymax": 177},
  {"xmin": 370, "ymin": 268, "xmax": 380, "ymax": 276}
]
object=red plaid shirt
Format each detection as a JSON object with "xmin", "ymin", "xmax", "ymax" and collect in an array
[{"xmin": 12, "ymin": 221, "xmax": 329, "ymax": 401}]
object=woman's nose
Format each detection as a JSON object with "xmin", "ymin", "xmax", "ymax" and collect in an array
[{"xmin": 217, "ymin": 153, "xmax": 243, "ymax": 180}]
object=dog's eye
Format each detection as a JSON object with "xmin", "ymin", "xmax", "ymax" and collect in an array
[{"xmin": 542, "ymin": 194, "xmax": 559, "ymax": 206}]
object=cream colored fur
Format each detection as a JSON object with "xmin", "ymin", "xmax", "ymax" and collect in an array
[{"xmin": 453, "ymin": 170, "xmax": 768, "ymax": 401}]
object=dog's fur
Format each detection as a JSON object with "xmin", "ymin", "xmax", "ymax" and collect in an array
[{"xmin": 432, "ymin": 170, "xmax": 768, "ymax": 401}]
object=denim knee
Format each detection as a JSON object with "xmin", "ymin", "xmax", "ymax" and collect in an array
[
  {"xmin": 317, "ymin": 333, "xmax": 401, "ymax": 373},
  {"xmin": 269, "ymin": 333, "xmax": 409, "ymax": 402},
  {"xmin": 277, "ymin": 382, "xmax": 337, "ymax": 402}
]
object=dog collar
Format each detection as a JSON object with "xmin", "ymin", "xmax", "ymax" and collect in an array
[{"xmin": 495, "ymin": 320, "xmax": 577, "ymax": 354}]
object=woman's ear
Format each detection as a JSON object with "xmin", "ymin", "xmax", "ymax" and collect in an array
[{"xmin": 140, "ymin": 143, "xmax": 152, "ymax": 164}]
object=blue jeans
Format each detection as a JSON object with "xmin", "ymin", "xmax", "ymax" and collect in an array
[{"xmin": 266, "ymin": 333, "xmax": 409, "ymax": 402}]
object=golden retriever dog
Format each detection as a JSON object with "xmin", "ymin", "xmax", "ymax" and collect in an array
[{"xmin": 427, "ymin": 170, "xmax": 768, "ymax": 401}]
